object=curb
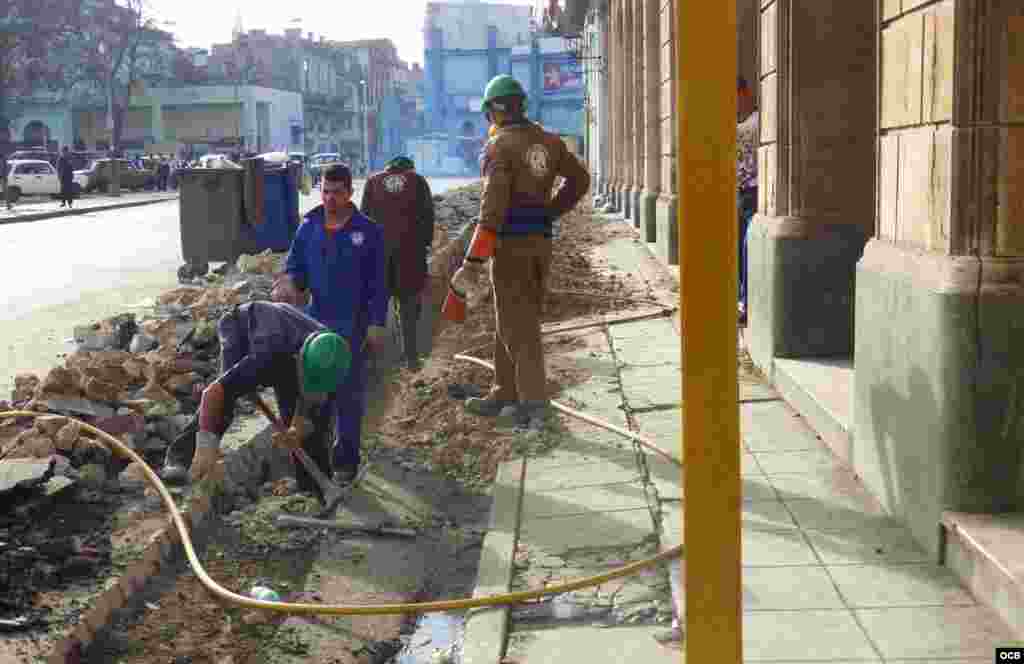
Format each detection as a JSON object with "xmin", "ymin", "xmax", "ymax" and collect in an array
[
  {"xmin": 462, "ymin": 457, "xmax": 525, "ymax": 664},
  {"xmin": 0, "ymin": 195, "xmax": 179, "ymax": 225},
  {"xmin": 46, "ymin": 464, "xmax": 224, "ymax": 664}
]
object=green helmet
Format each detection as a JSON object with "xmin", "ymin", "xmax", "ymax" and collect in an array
[
  {"xmin": 300, "ymin": 332, "xmax": 351, "ymax": 395},
  {"xmin": 481, "ymin": 75, "xmax": 527, "ymax": 112}
]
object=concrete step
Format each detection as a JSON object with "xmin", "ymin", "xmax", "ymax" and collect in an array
[
  {"xmin": 943, "ymin": 511, "xmax": 1024, "ymax": 638},
  {"xmin": 772, "ymin": 357, "xmax": 854, "ymax": 465}
]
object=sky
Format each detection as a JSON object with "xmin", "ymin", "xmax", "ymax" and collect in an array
[{"xmin": 146, "ymin": 0, "xmax": 537, "ymax": 66}]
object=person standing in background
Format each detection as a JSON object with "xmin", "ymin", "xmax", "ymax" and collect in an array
[{"xmin": 736, "ymin": 76, "xmax": 760, "ymax": 327}]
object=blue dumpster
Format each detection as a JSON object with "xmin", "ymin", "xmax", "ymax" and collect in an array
[{"xmin": 243, "ymin": 165, "xmax": 300, "ymax": 253}]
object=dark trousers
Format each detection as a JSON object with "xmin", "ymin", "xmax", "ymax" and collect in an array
[
  {"xmin": 393, "ymin": 293, "xmax": 421, "ymax": 365},
  {"xmin": 738, "ymin": 187, "xmax": 758, "ymax": 309},
  {"xmin": 60, "ymin": 183, "xmax": 74, "ymax": 207},
  {"xmin": 331, "ymin": 344, "xmax": 367, "ymax": 471},
  {"xmin": 165, "ymin": 355, "xmax": 333, "ymax": 496}
]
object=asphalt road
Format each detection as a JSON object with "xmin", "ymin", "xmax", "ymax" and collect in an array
[{"xmin": 0, "ymin": 176, "xmax": 475, "ymax": 400}]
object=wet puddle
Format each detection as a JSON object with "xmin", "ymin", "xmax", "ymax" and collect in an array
[{"xmin": 391, "ymin": 611, "xmax": 465, "ymax": 664}]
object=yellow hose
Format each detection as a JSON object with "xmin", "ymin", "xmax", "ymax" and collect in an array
[{"xmin": 0, "ymin": 368, "xmax": 680, "ymax": 614}]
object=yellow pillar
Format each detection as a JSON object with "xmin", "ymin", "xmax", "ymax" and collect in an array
[{"xmin": 676, "ymin": 0, "xmax": 740, "ymax": 661}]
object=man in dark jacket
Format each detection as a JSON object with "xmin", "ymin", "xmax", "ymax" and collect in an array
[
  {"xmin": 360, "ymin": 155, "xmax": 435, "ymax": 370},
  {"xmin": 57, "ymin": 146, "xmax": 75, "ymax": 208},
  {"xmin": 0, "ymin": 152, "xmax": 9, "ymax": 211},
  {"xmin": 161, "ymin": 301, "xmax": 351, "ymax": 501}
]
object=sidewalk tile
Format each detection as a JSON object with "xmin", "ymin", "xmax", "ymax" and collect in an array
[
  {"xmin": 742, "ymin": 527, "xmax": 819, "ymax": 566},
  {"xmin": 753, "ymin": 448, "xmax": 842, "ymax": 475},
  {"xmin": 517, "ymin": 508, "xmax": 655, "ymax": 553},
  {"xmin": 855, "ymin": 605, "xmax": 1015, "ymax": 658},
  {"xmin": 526, "ymin": 463, "xmax": 641, "ymax": 491},
  {"xmin": 743, "ymin": 476, "xmax": 780, "ymax": 503},
  {"xmin": 505, "ymin": 624, "xmax": 680, "ymax": 663},
  {"xmin": 632, "ymin": 409, "xmax": 682, "ymax": 451},
  {"xmin": 828, "ymin": 563, "xmax": 976, "ymax": 609},
  {"xmin": 741, "ymin": 402, "xmax": 822, "ymax": 452},
  {"xmin": 784, "ymin": 497, "xmax": 900, "ymax": 532},
  {"xmin": 645, "ymin": 455, "xmax": 683, "ymax": 501},
  {"xmin": 768, "ymin": 470, "xmax": 881, "ymax": 511},
  {"xmin": 804, "ymin": 527, "xmax": 932, "ymax": 565},
  {"xmin": 742, "ymin": 566, "xmax": 845, "ymax": 611},
  {"xmin": 743, "ymin": 610, "xmax": 878, "ymax": 660},
  {"xmin": 522, "ymin": 482, "xmax": 649, "ymax": 519},
  {"xmin": 659, "ymin": 499, "xmax": 797, "ymax": 546}
]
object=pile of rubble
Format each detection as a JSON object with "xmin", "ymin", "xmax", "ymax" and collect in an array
[{"xmin": 0, "ymin": 183, "xmax": 480, "ymax": 492}]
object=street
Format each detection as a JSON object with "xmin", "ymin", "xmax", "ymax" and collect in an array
[{"xmin": 0, "ymin": 177, "xmax": 474, "ymax": 399}]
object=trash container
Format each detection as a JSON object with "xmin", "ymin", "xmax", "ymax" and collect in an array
[
  {"xmin": 243, "ymin": 165, "xmax": 300, "ymax": 253},
  {"xmin": 178, "ymin": 168, "xmax": 248, "ymax": 278}
]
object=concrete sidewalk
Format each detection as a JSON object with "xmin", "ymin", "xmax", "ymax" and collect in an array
[
  {"xmin": 463, "ymin": 211, "xmax": 1015, "ymax": 663},
  {"xmin": 0, "ymin": 191, "xmax": 178, "ymax": 224}
]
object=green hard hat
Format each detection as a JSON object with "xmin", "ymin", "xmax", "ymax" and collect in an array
[
  {"xmin": 482, "ymin": 75, "xmax": 527, "ymax": 111},
  {"xmin": 300, "ymin": 331, "xmax": 351, "ymax": 395}
]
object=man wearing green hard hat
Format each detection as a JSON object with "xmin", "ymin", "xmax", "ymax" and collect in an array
[
  {"xmin": 161, "ymin": 301, "xmax": 352, "ymax": 503},
  {"xmin": 443, "ymin": 74, "xmax": 590, "ymax": 431}
]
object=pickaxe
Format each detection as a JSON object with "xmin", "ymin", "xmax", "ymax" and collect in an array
[{"xmin": 248, "ymin": 394, "xmax": 347, "ymax": 517}]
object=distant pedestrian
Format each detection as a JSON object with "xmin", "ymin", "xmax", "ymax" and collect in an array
[
  {"xmin": 0, "ymin": 152, "xmax": 10, "ymax": 210},
  {"xmin": 57, "ymin": 146, "xmax": 75, "ymax": 208},
  {"xmin": 360, "ymin": 155, "xmax": 435, "ymax": 370},
  {"xmin": 736, "ymin": 77, "xmax": 759, "ymax": 327}
]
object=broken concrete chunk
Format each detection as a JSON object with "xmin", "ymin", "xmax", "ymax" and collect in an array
[
  {"xmin": 92, "ymin": 413, "xmax": 145, "ymax": 437},
  {"xmin": 140, "ymin": 382, "xmax": 175, "ymax": 403},
  {"xmin": 22, "ymin": 434, "xmax": 56, "ymax": 458},
  {"xmin": 39, "ymin": 367, "xmax": 81, "ymax": 396},
  {"xmin": 119, "ymin": 461, "xmax": 149, "ymax": 485},
  {"xmin": 54, "ymin": 420, "xmax": 82, "ymax": 451},
  {"xmin": 34, "ymin": 415, "xmax": 68, "ymax": 437},
  {"xmin": 78, "ymin": 463, "xmax": 107, "ymax": 485},
  {"xmin": 143, "ymin": 400, "xmax": 179, "ymax": 417},
  {"xmin": 129, "ymin": 333, "xmax": 159, "ymax": 353},
  {"xmin": 192, "ymin": 320, "xmax": 218, "ymax": 347},
  {"xmin": 123, "ymin": 357, "xmax": 149, "ymax": 380},
  {"xmin": 81, "ymin": 376, "xmax": 122, "ymax": 403},
  {"xmin": 42, "ymin": 397, "xmax": 115, "ymax": 419},
  {"xmin": 11, "ymin": 374, "xmax": 40, "ymax": 403},
  {"xmin": 165, "ymin": 373, "xmax": 200, "ymax": 395}
]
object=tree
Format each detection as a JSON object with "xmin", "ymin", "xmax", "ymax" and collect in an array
[
  {"xmin": 0, "ymin": 0, "xmax": 81, "ymax": 139},
  {"xmin": 64, "ymin": 0, "xmax": 175, "ymax": 154}
]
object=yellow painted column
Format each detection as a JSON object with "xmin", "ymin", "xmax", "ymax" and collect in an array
[{"xmin": 676, "ymin": 0, "xmax": 740, "ymax": 661}]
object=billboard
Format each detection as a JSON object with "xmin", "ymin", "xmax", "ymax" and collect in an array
[{"xmin": 543, "ymin": 62, "xmax": 582, "ymax": 94}]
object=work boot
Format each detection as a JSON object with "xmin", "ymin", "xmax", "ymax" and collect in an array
[
  {"xmin": 160, "ymin": 416, "xmax": 199, "ymax": 485},
  {"xmin": 465, "ymin": 392, "xmax": 516, "ymax": 417},
  {"xmin": 497, "ymin": 400, "xmax": 551, "ymax": 432}
]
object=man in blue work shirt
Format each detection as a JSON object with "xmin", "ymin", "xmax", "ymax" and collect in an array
[{"xmin": 277, "ymin": 163, "xmax": 389, "ymax": 483}]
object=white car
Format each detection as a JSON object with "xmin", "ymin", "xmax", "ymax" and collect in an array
[{"xmin": 4, "ymin": 159, "xmax": 89, "ymax": 202}]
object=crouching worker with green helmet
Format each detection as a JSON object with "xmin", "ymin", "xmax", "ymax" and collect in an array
[{"xmin": 160, "ymin": 301, "xmax": 351, "ymax": 503}]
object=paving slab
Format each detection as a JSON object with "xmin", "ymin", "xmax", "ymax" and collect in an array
[
  {"xmin": 854, "ymin": 605, "xmax": 1016, "ymax": 659},
  {"xmin": 505, "ymin": 624, "xmax": 680, "ymax": 663},
  {"xmin": 526, "ymin": 462, "xmax": 642, "ymax": 491},
  {"xmin": 517, "ymin": 508, "xmax": 655, "ymax": 554},
  {"xmin": 768, "ymin": 469, "xmax": 883, "ymax": 511},
  {"xmin": 753, "ymin": 448, "xmax": 842, "ymax": 475},
  {"xmin": 827, "ymin": 563, "xmax": 976, "ymax": 609},
  {"xmin": 742, "ymin": 565, "xmax": 846, "ymax": 611},
  {"xmin": 742, "ymin": 526, "xmax": 820, "ymax": 567},
  {"xmin": 784, "ymin": 496, "xmax": 901, "ymax": 532},
  {"xmin": 742, "ymin": 609, "xmax": 879, "ymax": 660},
  {"xmin": 521, "ymin": 481, "xmax": 649, "ymax": 519},
  {"xmin": 741, "ymin": 401, "xmax": 822, "ymax": 452},
  {"xmin": 804, "ymin": 526, "xmax": 933, "ymax": 565}
]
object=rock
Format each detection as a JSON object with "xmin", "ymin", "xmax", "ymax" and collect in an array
[
  {"xmin": 192, "ymin": 321, "xmax": 217, "ymax": 347},
  {"xmin": 140, "ymin": 382, "xmax": 175, "ymax": 402},
  {"xmin": 24, "ymin": 434, "xmax": 56, "ymax": 458},
  {"xmin": 11, "ymin": 374, "xmax": 40, "ymax": 403},
  {"xmin": 166, "ymin": 373, "xmax": 200, "ymax": 395},
  {"xmin": 129, "ymin": 333, "xmax": 159, "ymax": 353},
  {"xmin": 54, "ymin": 421, "xmax": 81, "ymax": 451},
  {"xmin": 119, "ymin": 461, "xmax": 149, "ymax": 485},
  {"xmin": 42, "ymin": 397, "xmax": 115, "ymax": 419},
  {"xmin": 143, "ymin": 400, "xmax": 179, "ymax": 417},
  {"xmin": 78, "ymin": 463, "xmax": 107, "ymax": 485},
  {"xmin": 39, "ymin": 367, "xmax": 81, "ymax": 396},
  {"xmin": 157, "ymin": 286, "xmax": 205, "ymax": 307},
  {"xmin": 34, "ymin": 415, "xmax": 68, "ymax": 437},
  {"xmin": 122, "ymin": 357, "xmax": 150, "ymax": 379},
  {"xmin": 140, "ymin": 436, "xmax": 167, "ymax": 452},
  {"xmin": 73, "ymin": 438, "xmax": 111, "ymax": 466},
  {"xmin": 93, "ymin": 413, "xmax": 145, "ymax": 437},
  {"xmin": 81, "ymin": 376, "xmax": 122, "ymax": 403}
]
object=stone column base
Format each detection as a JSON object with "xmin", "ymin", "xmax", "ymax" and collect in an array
[
  {"xmin": 654, "ymin": 194, "xmax": 678, "ymax": 266},
  {"xmin": 637, "ymin": 189, "xmax": 657, "ymax": 243},
  {"xmin": 746, "ymin": 215, "xmax": 868, "ymax": 373},
  {"xmin": 632, "ymin": 188, "xmax": 643, "ymax": 231},
  {"xmin": 854, "ymin": 241, "xmax": 1024, "ymax": 559}
]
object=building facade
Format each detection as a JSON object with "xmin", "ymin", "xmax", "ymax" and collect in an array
[
  {"xmin": 574, "ymin": 0, "xmax": 1024, "ymax": 615},
  {"xmin": 422, "ymin": 0, "xmax": 585, "ymax": 175}
]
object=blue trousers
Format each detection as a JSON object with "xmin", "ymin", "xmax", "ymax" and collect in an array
[
  {"xmin": 331, "ymin": 343, "xmax": 367, "ymax": 470},
  {"xmin": 738, "ymin": 187, "xmax": 758, "ymax": 309}
]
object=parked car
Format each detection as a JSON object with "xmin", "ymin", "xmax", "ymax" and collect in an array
[
  {"xmin": 8, "ymin": 149, "xmax": 59, "ymax": 167},
  {"xmin": 4, "ymin": 159, "xmax": 89, "ymax": 202},
  {"xmin": 76, "ymin": 158, "xmax": 155, "ymax": 193}
]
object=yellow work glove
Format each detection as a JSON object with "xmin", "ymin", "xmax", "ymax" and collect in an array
[
  {"xmin": 189, "ymin": 431, "xmax": 221, "ymax": 483},
  {"xmin": 271, "ymin": 415, "xmax": 310, "ymax": 450}
]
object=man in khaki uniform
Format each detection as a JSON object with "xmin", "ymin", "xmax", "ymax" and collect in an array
[{"xmin": 450, "ymin": 74, "xmax": 590, "ymax": 430}]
